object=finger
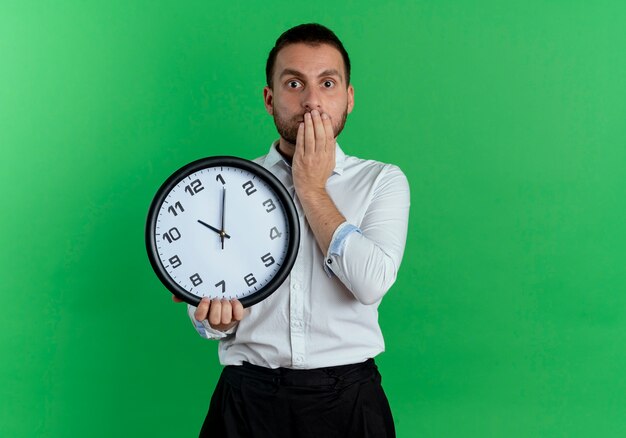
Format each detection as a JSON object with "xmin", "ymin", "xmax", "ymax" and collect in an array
[
  {"xmin": 231, "ymin": 299, "xmax": 245, "ymax": 321},
  {"xmin": 194, "ymin": 297, "xmax": 210, "ymax": 321},
  {"xmin": 220, "ymin": 299, "xmax": 233, "ymax": 325},
  {"xmin": 311, "ymin": 109, "xmax": 326, "ymax": 151},
  {"xmin": 322, "ymin": 112, "xmax": 335, "ymax": 152},
  {"xmin": 304, "ymin": 111, "xmax": 315, "ymax": 155},
  {"xmin": 295, "ymin": 121, "xmax": 304, "ymax": 160},
  {"xmin": 172, "ymin": 295, "xmax": 184, "ymax": 303},
  {"xmin": 208, "ymin": 299, "xmax": 223, "ymax": 326}
]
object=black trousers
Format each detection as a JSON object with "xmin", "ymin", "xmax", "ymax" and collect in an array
[{"xmin": 200, "ymin": 359, "xmax": 396, "ymax": 438}]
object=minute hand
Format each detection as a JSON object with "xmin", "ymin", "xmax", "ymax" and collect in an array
[
  {"xmin": 220, "ymin": 187, "xmax": 226, "ymax": 249},
  {"xmin": 197, "ymin": 220, "xmax": 231, "ymax": 239}
]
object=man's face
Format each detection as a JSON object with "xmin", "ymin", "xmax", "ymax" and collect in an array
[{"xmin": 263, "ymin": 43, "xmax": 355, "ymax": 146}]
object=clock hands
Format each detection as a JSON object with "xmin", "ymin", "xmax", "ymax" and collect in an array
[
  {"xmin": 197, "ymin": 187, "xmax": 230, "ymax": 248},
  {"xmin": 197, "ymin": 220, "xmax": 231, "ymax": 239}
]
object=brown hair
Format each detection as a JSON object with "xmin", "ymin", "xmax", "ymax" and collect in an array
[{"xmin": 265, "ymin": 23, "xmax": 351, "ymax": 88}]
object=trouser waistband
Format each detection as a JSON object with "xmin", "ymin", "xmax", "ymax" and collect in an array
[{"xmin": 223, "ymin": 358, "xmax": 377, "ymax": 388}]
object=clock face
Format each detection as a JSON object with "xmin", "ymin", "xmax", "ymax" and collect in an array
[{"xmin": 146, "ymin": 156, "xmax": 299, "ymax": 307}]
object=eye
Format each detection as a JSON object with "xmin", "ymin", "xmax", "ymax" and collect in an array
[
  {"xmin": 287, "ymin": 80, "xmax": 302, "ymax": 89},
  {"xmin": 322, "ymin": 80, "xmax": 335, "ymax": 88}
]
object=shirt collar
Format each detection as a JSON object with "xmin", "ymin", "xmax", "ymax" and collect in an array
[{"xmin": 262, "ymin": 140, "xmax": 346, "ymax": 176}]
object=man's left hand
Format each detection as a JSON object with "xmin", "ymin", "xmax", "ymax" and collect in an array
[{"xmin": 292, "ymin": 109, "xmax": 335, "ymax": 197}]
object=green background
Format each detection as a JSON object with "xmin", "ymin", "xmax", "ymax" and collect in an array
[{"xmin": 2, "ymin": 1, "xmax": 625, "ymax": 436}]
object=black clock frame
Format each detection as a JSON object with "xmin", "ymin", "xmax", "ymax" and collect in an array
[{"xmin": 145, "ymin": 156, "xmax": 300, "ymax": 308}]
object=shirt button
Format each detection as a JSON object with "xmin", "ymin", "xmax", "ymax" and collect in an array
[
  {"xmin": 294, "ymin": 356, "xmax": 304, "ymax": 364},
  {"xmin": 327, "ymin": 258, "xmax": 332, "ymax": 265},
  {"xmin": 293, "ymin": 283, "xmax": 301, "ymax": 290}
]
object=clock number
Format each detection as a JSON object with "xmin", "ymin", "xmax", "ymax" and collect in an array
[
  {"xmin": 185, "ymin": 179, "xmax": 204, "ymax": 196},
  {"xmin": 242, "ymin": 180, "xmax": 257, "ymax": 196},
  {"xmin": 262, "ymin": 199, "xmax": 276, "ymax": 213},
  {"xmin": 215, "ymin": 280, "xmax": 226, "ymax": 294},
  {"xmin": 163, "ymin": 227, "xmax": 181, "ymax": 243},
  {"xmin": 169, "ymin": 255, "xmax": 182, "ymax": 268},
  {"xmin": 190, "ymin": 273, "xmax": 203, "ymax": 287},
  {"xmin": 261, "ymin": 252, "xmax": 275, "ymax": 267},
  {"xmin": 244, "ymin": 273, "xmax": 257, "ymax": 287},
  {"xmin": 167, "ymin": 201, "xmax": 185, "ymax": 216},
  {"xmin": 269, "ymin": 226, "xmax": 282, "ymax": 240},
  {"xmin": 216, "ymin": 174, "xmax": 226, "ymax": 185}
]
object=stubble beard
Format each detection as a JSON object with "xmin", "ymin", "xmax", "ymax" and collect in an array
[{"xmin": 273, "ymin": 106, "xmax": 348, "ymax": 147}]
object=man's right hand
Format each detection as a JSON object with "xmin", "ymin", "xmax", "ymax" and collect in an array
[{"xmin": 172, "ymin": 295, "xmax": 247, "ymax": 332}]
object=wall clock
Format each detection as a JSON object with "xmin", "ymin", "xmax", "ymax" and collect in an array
[{"xmin": 146, "ymin": 156, "xmax": 300, "ymax": 307}]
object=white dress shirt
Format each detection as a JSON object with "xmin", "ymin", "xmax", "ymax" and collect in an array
[{"xmin": 187, "ymin": 141, "xmax": 410, "ymax": 369}]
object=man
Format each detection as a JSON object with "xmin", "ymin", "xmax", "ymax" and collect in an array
[{"xmin": 175, "ymin": 23, "xmax": 410, "ymax": 437}]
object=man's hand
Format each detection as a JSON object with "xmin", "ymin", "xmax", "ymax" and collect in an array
[
  {"xmin": 172, "ymin": 295, "xmax": 247, "ymax": 332},
  {"xmin": 292, "ymin": 109, "xmax": 336, "ymax": 198},
  {"xmin": 291, "ymin": 109, "xmax": 346, "ymax": 254}
]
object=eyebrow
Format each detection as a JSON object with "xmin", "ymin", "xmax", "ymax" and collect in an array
[{"xmin": 279, "ymin": 68, "xmax": 343, "ymax": 82}]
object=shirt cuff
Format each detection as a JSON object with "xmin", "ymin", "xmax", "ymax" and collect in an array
[{"xmin": 323, "ymin": 222, "xmax": 362, "ymax": 276}]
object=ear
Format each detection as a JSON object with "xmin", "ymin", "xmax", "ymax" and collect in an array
[
  {"xmin": 347, "ymin": 84, "xmax": 355, "ymax": 115},
  {"xmin": 263, "ymin": 86, "xmax": 274, "ymax": 115}
]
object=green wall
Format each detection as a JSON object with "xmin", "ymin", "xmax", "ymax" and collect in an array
[{"xmin": 2, "ymin": 1, "xmax": 625, "ymax": 436}]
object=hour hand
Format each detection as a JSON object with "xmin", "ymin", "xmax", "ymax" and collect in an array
[{"xmin": 197, "ymin": 220, "xmax": 231, "ymax": 239}]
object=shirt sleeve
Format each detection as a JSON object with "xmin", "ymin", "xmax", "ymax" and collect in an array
[
  {"xmin": 186, "ymin": 304, "xmax": 237, "ymax": 340},
  {"xmin": 324, "ymin": 164, "xmax": 410, "ymax": 305}
]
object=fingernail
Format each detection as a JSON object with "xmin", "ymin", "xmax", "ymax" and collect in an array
[
  {"xmin": 322, "ymin": 113, "xmax": 329, "ymax": 120},
  {"xmin": 312, "ymin": 109, "xmax": 319, "ymax": 116}
]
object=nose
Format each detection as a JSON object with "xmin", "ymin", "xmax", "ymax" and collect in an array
[{"xmin": 302, "ymin": 86, "xmax": 322, "ymax": 112}]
